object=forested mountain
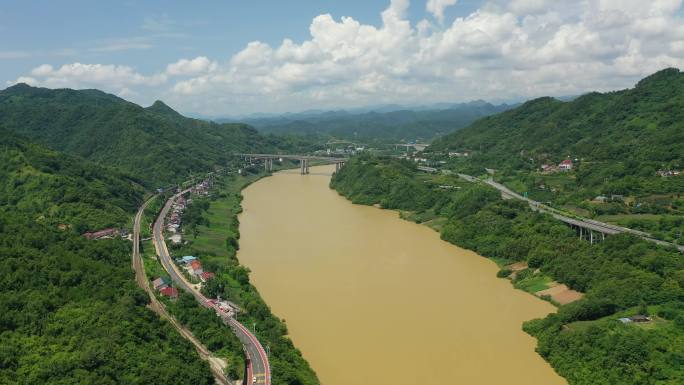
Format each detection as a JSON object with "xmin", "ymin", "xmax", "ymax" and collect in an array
[
  {"xmin": 427, "ymin": 69, "xmax": 684, "ymax": 243},
  {"xmin": 1, "ymin": 130, "xmax": 144, "ymax": 232},
  {"xmin": 0, "ymin": 84, "xmax": 280, "ymax": 187},
  {"xmin": 0, "ymin": 133, "xmax": 215, "ymax": 384},
  {"xmin": 430, "ymin": 68, "xmax": 683, "ymax": 172},
  {"xmin": 233, "ymin": 101, "xmax": 513, "ymax": 142}
]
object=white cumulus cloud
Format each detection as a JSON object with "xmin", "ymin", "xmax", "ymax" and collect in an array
[
  {"xmin": 166, "ymin": 56, "xmax": 218, "ymax": 76},
  {"xmin": 8, "ymin": 0, "xmax": 684, "ymax": 115},
  {"xmin": 427, "ymin": 0, "xmax": 458, "ymax": 23}
]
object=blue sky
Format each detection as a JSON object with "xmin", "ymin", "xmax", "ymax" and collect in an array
[
  {"xmin": 0, "ymin": 1, "xmax": 479, "ymax": 78},
  {"xmin": 2, "ymin": 1, "xmax": 684, "ymax": 115}
]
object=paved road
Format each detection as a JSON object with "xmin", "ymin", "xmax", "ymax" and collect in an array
[
  {"xmin": 152, "ymin": 191, "xmax": 271, "ymax": 385},
  {"xmin": 458, "ymin": 174, "xmax": 684, "ymax": 252},
  {"xmin": 239, "ymin": 153, "xmax": 348, "ymax": 162},
  {"xmin": 132, "ymin": 196, "xmax": 231, "ymax": 385}
]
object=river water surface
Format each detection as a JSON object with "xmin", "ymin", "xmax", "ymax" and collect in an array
[{"xmin": 238, "ymin": 165, "xmax": 566, "ymax": 385}]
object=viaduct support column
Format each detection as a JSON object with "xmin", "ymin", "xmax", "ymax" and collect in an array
[
  {"xmin": 590, "ymin": 230, "xmax": 594, "ymax": 244},
  {"xmin": 304, "ymin": 159, "xmax": 309, "ymax": 174},
  {"xmin": 300, "ymin": 159, "xmax": 305, "ymax": 174}
]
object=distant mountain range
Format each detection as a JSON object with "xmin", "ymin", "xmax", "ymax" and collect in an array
[{"xmin": 217, "ymin": 100, "xmax": 516, "ymax": 142}]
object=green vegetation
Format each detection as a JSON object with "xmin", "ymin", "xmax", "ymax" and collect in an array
[
  {"xmin": 0, "ymin": 84, "xmax": 310, "ymax": 187},
  {"xmin": 331, "ymin": 154, "xmax": 684, "ymax": 384},
  {"xmin": 0, "ymin": 85, "xmax": 323, "ymax": 384},
  {"xmin": 0, "ymin": 130, "xmax": 144, "ymax": 233},
  {"xmin": 0, "ymin": 134, "xmax": 215, "ymax": 384},
  {"xmin": 428, "ymin": 69, "xmax": 684, "ymax": 244},
  {"xmin": 165, "ymin": 173, "xmax": 320, "ymax": 385}
]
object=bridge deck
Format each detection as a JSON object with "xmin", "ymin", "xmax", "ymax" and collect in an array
[{"xmin": 239, "ymin": 153, "xmax": 348, "ymax": 162}]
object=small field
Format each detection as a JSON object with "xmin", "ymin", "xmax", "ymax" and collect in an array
[
  {"xmin": 536, "ymin": 283, "xmax": 584, "ymax": 305},
  {"xmin": 140, "ymin": 239, "xmax": 168, "ymax": 282},
  {"xmin": 515, "ymin": 274, "xmax": 555, "ymax": 294},
  {"xmin": 189, "ymin": 174, "xmax": 260, "ymax": 260}
]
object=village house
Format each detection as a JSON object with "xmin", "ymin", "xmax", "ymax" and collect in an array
[
  {"xmin": 83, "ymin": 228, "xmax": 119, "ymax": 240},
  {"xmin": 558, "ymin": 159, "xmax": 573, "ymax": 171},
  {"xmin": 159, "ymin": 287, "xmax": 179, "ymax": 299},
  {"xmin": 176, "ymin": 255, "xmax": 197, "ymax": 264},
  {"xmin": 189, "ymin": 260, "xmax": 204, "ymax": 276},
  {"xmin": 619, "ymin": 315, "xmax": 651, "ymax": 324},
  {"xmin": 448, "ymin": 151, "xmax": 469, "ymax": 157},
  {"xmin": 152, "ymin": 277, "xmax": 170, "ymax": 291},
  {"xmin": 657, "ymin": 170, "xmax": 681, "ymax": 177},
  {"xmin": 168, "ymin": 234, "xmax": 182, "ymax": 245},
  {"xmin": 200, "ymin": 271, "xmax": 215, "ymax": 282},
  {"xmin": 541, "ymin": 164, "xmax": 555, "ymax": 172}
]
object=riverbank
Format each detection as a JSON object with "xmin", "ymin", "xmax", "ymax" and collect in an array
[
  {"xmin": 237, "ymin": 164, "xmax": 566, "ymax": 385},
  {"xmin": 329, "ymin": 154, "xmax": 684, "ymax": 385},
  {"xmin": 160, "ymin": 171, "xmax": 320, "ymax": 385}
]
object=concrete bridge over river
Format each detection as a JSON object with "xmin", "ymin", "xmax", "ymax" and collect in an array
[{"xmin": 240, "ymin": 153, "xmax": 349, "ymax": 174}]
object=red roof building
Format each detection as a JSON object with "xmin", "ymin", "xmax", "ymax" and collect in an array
[
  {"xmin": 201, "ymin": 271, "xmax": 215, "ymax": 281},
  {"xmin": 83, "ymin": 228, "xmax": 118, "ymax": 240},
  {"xmin": 159, "ymin": 287, "xmax": 179, "ymax": 299},
  {"xmin": 558, "ymin": 159, "xmax": 573, "ymax": 171}
]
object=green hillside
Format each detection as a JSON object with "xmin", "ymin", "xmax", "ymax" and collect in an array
[
  {"xmin": 431, "ymin": 68, "xmax": 683, "ymax": 170},
  {"xmin": 428, "ymin": 69, "xmax": 684, "ymax": 243},
  {"xmin": 1, "ymin": 130, "xmax": 144, "ymax": 232},
  {"xmin": 0, "ymin": 134, "xmax": 215, "ymax": 384},
  {"xmin": 0, "ymin": 84, "xmax": 273, "ymax": 187}
]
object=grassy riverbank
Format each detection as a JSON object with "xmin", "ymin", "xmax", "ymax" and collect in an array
[
  {"xmin": 330, "ymin": 154, "xmax": 684, "ymax": 385},
  {"xmin": 165, "ymin": 172, "xmax": 320, "ymax": 385}
]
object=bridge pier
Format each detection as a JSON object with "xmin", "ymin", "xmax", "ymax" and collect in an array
[
  {"xmin": 300, "ymin": 159, "xmax": 309, "ymax": 175},
  {"xmin": 263, "ymin": 158, "xmax": 273, "ymax": 172},
  {"xmin": 335, "ymin": 161, "xmax": 345, "ymax": 172}
]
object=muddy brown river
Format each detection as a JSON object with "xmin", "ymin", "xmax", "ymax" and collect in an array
[{"xmin": 238, "ymin": 165, "xmax": 566, "ymax": 385}]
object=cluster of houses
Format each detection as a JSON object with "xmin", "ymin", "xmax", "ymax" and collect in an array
[
  {"xmin": 83, "ymin": 228, "xmax": 128, "ymax": 240},
  {"xmin": 593, "ymin": 194, "xmax": 625, "ymax": 203},
  {"xmin": 657, "ymin": 169, "xmax": 680, "ymax": 177},
  {"xmin": 166, "ymin": 195, "xmax": 187, "ymax": 245},
  {"xmin": 541, "ymin": 159, "xmax": 574, "ymax": 173},
  {"xmin": 191, "ymin": 178, "xmax": 213, "ymax": 196},
  {"xmin": 152, "ymin": 277, "xmax": 179, "ymax": 299},
  {"xmin": 176, "ymin": 255, "xmax": 215, "ymax": 282},
  {"xmin": 448, "ymin": 151, "xmax": 469, "ymax": 158}
]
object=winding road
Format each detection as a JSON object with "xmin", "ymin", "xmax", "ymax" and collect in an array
[
  {"xmin": 132, "ymin": 196, "xmax": 231, "ymax": 385},
  {"xmin": 152, "ymin": 190, "xmax": 271, "ymax": 385}
]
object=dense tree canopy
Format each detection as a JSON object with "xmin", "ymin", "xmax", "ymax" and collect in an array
[
  {"xmin": 0, "ymin": 136, "xmax": 215, "ymax": 384},
  {"xmin": 0, "ymin": 84, "xmax": 310, "ymax": 187}
]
